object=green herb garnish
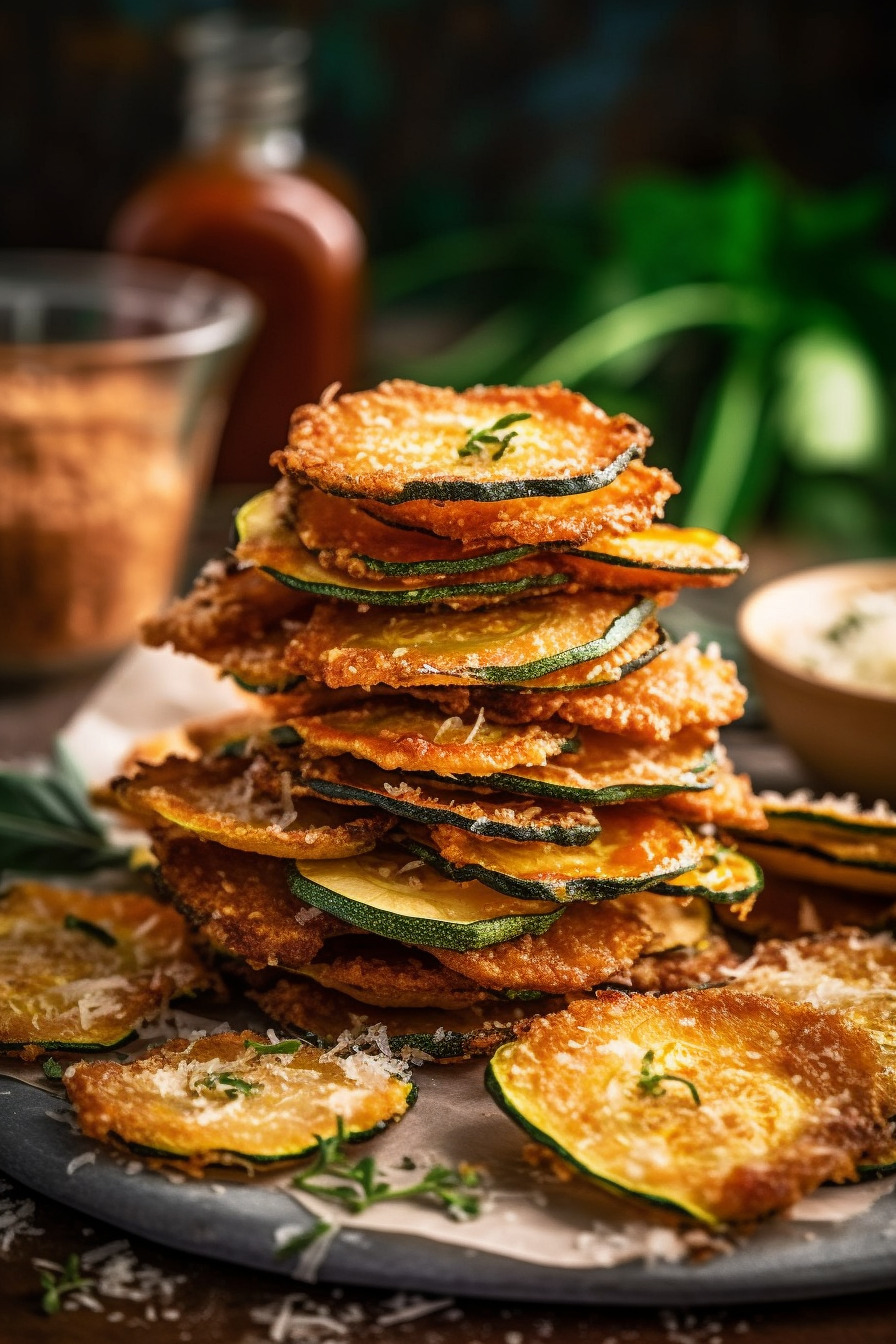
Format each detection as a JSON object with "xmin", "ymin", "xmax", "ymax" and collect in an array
[
  {"xmin": 293, "ymin": 1117, "xmax": 482, "ymax": 1219},
  {"xmin": 42, "ymin": 1058, "xmax": 64, "ymax": 1081},
  {"xmin": 38, "ymin": 1252, "xmax": 95, "ymax": 1314},
  {"xmin": 637, "ymin": 1049, "xmax": 701, "ymax": 1107},
  {"xmin": 249, "ymin": 1038, "xmax": 306, "ymax": 1055},
  {"xmin": 197, "ymin": 1071, "xmax": 261, "ymax": 1100},
  {"xmin": 0, "ymin": 740, "xmax": 131, "ymax": 879},
  {"xmin": 458, "ymin": 412, "xmax": 531, "ymax": 461},
  {"xmin": 275, "ymin": 1218, "xmax": 332, "ymax": 1259},
  {"xmin": 63, "ymin": 914, "xmax": 117, "ymax": 947},
  {"xmin": 824, "ymin": 611, "xmax": 867, "ymax": 645}
]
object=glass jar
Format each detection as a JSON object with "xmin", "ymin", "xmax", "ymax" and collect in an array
[{"xmin": 0, "ymin": 251, "xmax": 256, "ymax": 674}]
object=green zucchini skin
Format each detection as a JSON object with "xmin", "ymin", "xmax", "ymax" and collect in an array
[
  {"xmin": 483, "ymin": 1062, "xmax": 704, "ymax": 1222},
  {"xmin": 347, "ymin": 545, "xmax": 540, "ymax": 578},
  {"xmin": 568, "ymin": 547, "xmax": 742, "ymax": 577},
  {"xmin": 763, "ymin": 809, "xmax": 896, "ymax": 837},
  {"xmin": 287, "ymin": 865, "xmax": 563, "ymax": 949},
  {"xmin": 258, "ymin": 562, "xmax": 569, "ymax": 606},
  {"xmin": 652, "ymin": 850, "xmax": 765, "ymax": 905},
  {"xmin": 300, "ymin": 773, "xmax": 604, "ymax": 845},
  {"xmin": 225, "ymin": 671, "xmax": 305, "ymax": 696},
  {"xmin": 323, "ymin": 441, "xmax": 643, "ymax": 505},
  {"xmin": 2, "ymin": 1032, "xmax": 138, "ymax": 1055},
  {"xmin": 742, "ymin": 835, "xmax": 896, "ymax": 875},
  {"xmin": 441, "ymin": 749, "xmax": 717, "ymax": 806},
  {"xmin": 500, "ymin": 629, "xmax": 667, "ymax": 691},
  {"xmin": 397, "ymin": 835, "xmax": 695, "ymax": 904}
]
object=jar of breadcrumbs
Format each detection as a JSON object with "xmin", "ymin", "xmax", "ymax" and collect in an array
[{"xmin": 0, "ymin": 253, "xmax": 255, "ymax": 673}]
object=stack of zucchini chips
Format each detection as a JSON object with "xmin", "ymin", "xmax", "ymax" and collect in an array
[{"xmin": 104, "ymin": 381, "xmax": 896, "ymax": 1222}]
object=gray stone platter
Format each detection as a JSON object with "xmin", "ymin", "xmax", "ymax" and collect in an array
[{"xmin": 2, "ymin": 1077, "xmax": 896, "ymax": 1306}]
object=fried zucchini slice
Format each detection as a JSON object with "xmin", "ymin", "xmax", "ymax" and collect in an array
[
  {"xmin": 358, "ymin": 461, "xmax": 678, "ymax": 547},
  {"xmin": 419, "ymin": 638, "xmax": 747, "ymax": 742},
  {"xmin": 289, "ymin": 846, "xmax": 562, "ymax": 949},
  {"xmin": 303, "ymin": 756, "xmax": 605, "ymax": 845},
  {"xmin": 425, "ymin": 900, "xmax": 652, "ymax": 994},
  {"xmin": 627, "ymin": 933, "xmax": 737, "ymax": 993},
  {"xmin": 568, "ymin": 525, "xmax": 747, "ymax": 590},
  {"xmin": 652, "ymin": 847, "xmax": 764, "ymax": 906},
  {"xmin": 289, "ymin": 700, "xmax": 576, "ymax": 775},
  {"xmin": 250, "ymin": 977, "xmax": 567, "ymax": 1060},
  {"xmin": 733, "ymin": 795, "xmax": 896, "ymax": 896},
  {"xmin": 448, "ymin": 726, "xmax": 717, "ymax": 804},
  {"xmin": 114, "ymin": 755, "xmax": 391, "ymax": 861},
  {"xmin": 235, "ymin": 489, "xmax": 569, "ymax": 609},
  {"xmin": 716, "ymin": 873, "xmax": 896, "ymax": 941},
  {"xmin": 662, "ymin": 759, "xmax": 767, "ymax": 831},
  {"xmin": 404, "ymin": 806, "xmax": 701, "ymax": 902},
  {"xmin": 731, "ymin": 930, "xmax": 896, "ymax": 1112},
  {"xmin": 275, "ymin": 380, "xmax": 651, "ymax": 504},
  {"xmin": 485, "ymin": 991, "xmax": 885, "ymax": 1224},
  {"xmin": 151, "ymin": 832, "xmax": 348, "ymax": 970},
  {"xmin": 65, "ymin": 1031, "xmax": 415, "ymax": 1170},
  {"xmin": 297, "ymin": 935, "xmax": 491, "ymax": 1009},
  {"xmin": 285, "ymin": 591, "xmax": 660, "ymax": 689},
  {"xmin": 614, "ymin": 890, "xmax": 713, "ymax": 955},
  {"xmin": 0, "ymin": 883, "xmax": 209, "ymax": 1055}
]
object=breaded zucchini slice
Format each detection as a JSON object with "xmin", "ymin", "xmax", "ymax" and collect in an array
[
  {"xmin": 614, "ymin": 890, "xmax": 713, "ymax": 955},
  {"xmin": 289, "ymin": 700, "xmax": 577, "ymax": 776},
  {"xmin": 295, "ymin": 935, "xmax": 491, "ymax": 1009},
  {"xmin": 357, "ymin": 460, "xmax": 678, "ymax": 547},
  {"xmin": 274, "ymin": 380, "xmax": 651, "ymax": 504},
  {"xmin": 734, "ymin": 794, "xmax": 896, "ymax": 896},
  {"xmin": 151, "ymin": 832, "xmax": 348, "ymax": 970},
  {"xmin": 289, "ymin": 846, "xmax": 562, "ymax": 950},
  {"xmin": 716, "ymin": 873, "xmax": 896, "ymax": 941},
  {"xmin": 662, "ymin": 760, "xmax": 767, "ymax": 832},
  {"xmin": 485, "ymin": 991, "xmax": 886, "ymax": 1224},
  {"xmin": 446, "ymin": 726, "xmax": 717, "ymax": 804},
  {"xmin": 567, "ymin": 525, "xmax": 747, "ymax": 589},
  {"xmin": 302, "ymin": 756, "xmax": 606, "ymax": 845},
  {"xmin": 403, "ymin": 806, "xmax": 702, "ymax": 903},
  {"xmin": 250, "ymin": 977, "xmax": 568, "ymax": 1061},
  {"xmin": 652, "ymin": 847, "xmax": 764, "ymax": 906},
  {"xmin": 0, "ymin": 883, "xmax": 209, "ymax": 1055},
  {"xmin": 235, "ymin": 489, "xmax": 569, "ymax": 609},
  {"xmin": 285, "ymin": 591, "xmax": 661, "ymax": 690},
  {"xmin": 113, "ymin": 755, "xmax": 392, "ymax": 860},
  {"xmin": 64, "ymin": 1031, "xmax": 415, "ymax": 1170}
]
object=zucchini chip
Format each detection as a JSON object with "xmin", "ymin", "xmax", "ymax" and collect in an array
[
  {"xmin": 296, "ymin": 935, "xmax": 491, "ymax": 1009},
  {"xmin": 733, "ymin": 795, "xmax": 896, "ymax": 896},
  {"xmin": 114, "ymin": 755, "xmax": 392, "ymax": 861},
  {"xmin": 358, "ymin": 461, "xmax": 678, "ymax": 547},
  {"xmin": 0, "ymin": 883, "xmax": 209, "ymax": 1055},
  {"xmin": 568, "ymin": 525, "xmax": 747, "ymax": 590},
  {"xmin": 65, "ymin": 1031, "xmax": 415, "ymax": 1171},
  {"xmin": 449, "ymin": 726, "xmax": 718, "ymax": 804},
  {"xmin": 285, "ymin": 591, "xmax": 660, "ymax": 689},
  {"xmin": 425, "ymin": 900, "xmax": 652, "ymax": 995},
  {"xmin": 485, "ymin": 991, "xmax": 886, "ymax": 1224},
  {"xmin": 250, "ymin": 977, "xmax": 568, "ymax": 1061},
  {"xmin": 662, "ymin": 759, "xmax": 767, "ymax": 832},
  {"xmin": 627, "ymin": 933, "xmax": 737, "ymax": 993},
  {"xmin": 716, "ymin": 873, "xmax": 896, "ymax": 941},
  {"xmin": 151, "ymin": 832, "xmax": 348, "ymax": 970},
  {"xmin": 275, "ymin": 380, "xmax": 651, "ymax": 504},
  {"xmin": 405, "ymin": 806, "xmax": 702, "ymax": 902},
  {"xmin": 303, "ymin": 756, "xmax": 605, "ymax": 845},
  {"xmin": 417, "ymin": 637, "xmax": 747, "ymax": 742},
  {"xmin": 614, "ymin": 890, "xmax": 713, "ymax": 955},
  {"xmin": 730, "ymin": 930, "xmax": 896, "ymax": 1111},
  {"xmin": 289, "ymin": 700, "xmax": 576, "ymax": 776},
  {"xmin": 289, "ymin": 846, "xmax": 563, "ymax": 949},
  {"xmin": 652, "ymin": 847, "xmax": 764, "ymax": 906}
]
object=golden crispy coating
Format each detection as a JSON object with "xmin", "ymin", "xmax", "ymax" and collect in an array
[
  {"xmin": 300, "ymin": 934, "xmax": 490, "ymax": 1009},
  {"xmin": 283, "ymin": 591, "xmax": 663, "ymax": 690},
  {"xmin": 275, "ymin": 380, "xmax": 651, "ymax": 503},
  {"xmin": 358, "ymin": 461, "xmax": 678, "ymax": 546},
  {"xmin": 142, "ymin": 562, "xmax": 308, "ymax": 662},
  {"xmin": 415, "ymin": 638, "xmax": 746, "ymax": 742},
  {"xmin": 65, "ymin": 1031, "xmax": 413, "ymax": 1172},
  {"xmin": 114, "ymin": 754, "xmax": 392, "ymax": 860},
  {"xmin": 502, "ymin": 725, "xmax": 717, "ymax": 796},
  {"xmin": 488, "ymin": 990, "xmax": 887, "ymax": 1224},
  {"xmin": 425, "ymin": 901, "xmax": 652, "ymax": 994},
  {"xmin": 716, "ymin": 872, "xmax": 896, "ymax": 941},
  {"xmin": 663, "ymin": 753, "xmax": 767, "ymax": 831},
  {"xmin": 563, "ymin": 525, "xmax": 747, "ymax": 591},
  {"xmin": 626, "ymin": 933, "xmax": 738, "ymax": 992},
  {"xmin": 733, "ymin": 802, "xmax": 896, "ymax": 897},
  {"xmin": 0, "ymin": 882, "xmax": 209, "ymax": 1055},
  {"xmin": 291, "ymin": 699, "xmax": 575, "ymax": 776},
  {"xmin": 151, "ymin": 831, "xmax": 348, "ymax": 970},
  {"xmin": 735, "ymin": 840, "xmax": 896, "ymax": 897}
]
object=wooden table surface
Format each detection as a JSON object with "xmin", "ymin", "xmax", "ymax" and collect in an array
[{"xmin": 1, "ymin": 571, "xmax": 894, "ymax": 1343}]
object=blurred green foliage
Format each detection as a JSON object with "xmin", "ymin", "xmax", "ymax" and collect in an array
[{"xmin": 374, "ymin": 164, "xmax": 896, "ymax": 550}]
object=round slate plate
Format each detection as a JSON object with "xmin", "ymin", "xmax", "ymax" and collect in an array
[{"xmin": 3, "ymin": 1078, "xmax": 896, "ymax": 1306}]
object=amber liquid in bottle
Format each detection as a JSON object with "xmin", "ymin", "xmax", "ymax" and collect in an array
[{"xmin": 109, "ymin": 22, "xmax": 365, "ymax": 483}]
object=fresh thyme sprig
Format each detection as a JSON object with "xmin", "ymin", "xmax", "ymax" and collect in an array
[
  {"xmin": 63, "ymin": 914, "xmax": 117, "ymax": 947},
  {"xmin": 196, "ymin": 1071, "xmax": 261, "ymax": 1100},
  {"xmin": 293, "ymin": 1117, "xmax": 482, "ymax": 1219},
  {"xmin": 637, "ymin": 1049, "xmax": 701, "ymax": 1106},
  {"xmin": 458, "ymin": 412, "xmax": 531, "ymax": 461},
  {"xmin": 38, "ymin": 1253, "xmax": 95, "ymax": 1314},
  {"xmin": 249, "ymin": 1038, "xmax": 306, "ymax": 1056}
]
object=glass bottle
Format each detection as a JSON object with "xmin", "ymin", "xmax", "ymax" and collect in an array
[{"xmin": 109, "ymin": 17, "xmax": 365, "ymax": 483}]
